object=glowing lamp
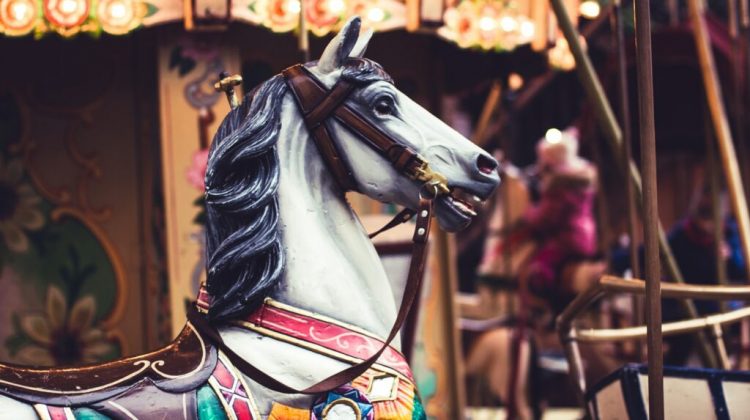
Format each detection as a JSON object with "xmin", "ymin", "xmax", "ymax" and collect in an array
[
  {"xmin": 366, "ymin": 6, "xmax": 385, "ymax": 22},
  {"xmin": 287, "ymin": 0, "xmax": 300, "ymax": 14},
  {"xmin": 579, "ymin": 0, "xmax": 600, "ymax": 19},
  {"xmin": 519, "ymin": 20, "xmax": 534, "ymax": 38},
  {"xmin": 0, "ymin": 0, "xmax": 36, "ymax": 35},
  {"xmin": 508, "ymin": 73, "xmax": 523, "ymax": 91},
  {"xmin": 499, "ymin": 15, "xmax": 517, "ymax": 32},
  {"xmin": 327, "ymin": 0, "xmax": 344, "ymax": 14},
  {"xmin": 478, "ymin": 15, "xmax": 496, "ymax": 31},
  {"xmin": 545, "ymin": 128, "xmax": 563, "ymax": 144},
  {"xmin": 44, "ymin": 0, "xmax": 89, "ymax": 27},
  {"xmin": 98, "ymin": 0, "xmax": 136, "ymax": 34}
]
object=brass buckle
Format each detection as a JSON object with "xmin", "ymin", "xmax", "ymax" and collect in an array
[{"xmin": 410, "ymin": 159, "xmax": 450, "ymax": 197}]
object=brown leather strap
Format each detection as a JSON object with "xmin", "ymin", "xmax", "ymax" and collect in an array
[
  {"xmin": 368, "ymin": 208, "xmax": 416, "ymax": 239},
  {"xmin": 189, "ymin": 197, "xmax": 433, "ymax": 394},
  {"xmin": 283, "ymin": 65, "xmax": 357, "ymax": 192},
  {"xmin": 282, "ymin": 64, "xmax": 426, "ymax": 192}
]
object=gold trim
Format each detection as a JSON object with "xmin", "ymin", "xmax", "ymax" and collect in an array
[
  {"xmin": 365, "ymin": 373, "xmax": 400, "ymax": 402},
  {"xmin": 322, "ymin": 398, "xmax": 361, "ymax": 419},
  {"xmin": 33, "ymin": 405, "xmax": 51, "ymax": 420},
  {"xmin": 232, "ymin": 321, "xmax": 411, "ymax": 383},
  {"xmin": 208, "ymin": 376, "xmax": 238, "ymax": 420}
]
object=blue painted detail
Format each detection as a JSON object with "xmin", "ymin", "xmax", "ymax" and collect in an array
[{"xmin": 312, "ymin": 386, "xmax": 373, "ymax": 419}]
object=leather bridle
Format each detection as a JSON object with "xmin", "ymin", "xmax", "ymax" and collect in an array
[
  {"xmin": 282, "ymin": 63, "xmax": 450, "ymax": 197},
  {"xmin": 187, "ymin": 62, "xmax": 450, "ymax": 395}
]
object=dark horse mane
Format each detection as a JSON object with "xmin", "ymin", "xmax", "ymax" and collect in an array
[{"xmin": 204, "ymin": 58, "xmax": 393, "ymax": 321}]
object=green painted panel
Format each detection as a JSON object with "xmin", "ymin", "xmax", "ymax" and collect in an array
[{"xmin": 197, "ymin": 385, "xmax": 229, "ymax": 420}]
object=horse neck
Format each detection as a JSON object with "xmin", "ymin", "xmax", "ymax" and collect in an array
[{"xmin": 269, "ymin": 99, "xmax": 400, "ymax": 343}]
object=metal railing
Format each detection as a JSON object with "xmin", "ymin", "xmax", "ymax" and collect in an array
[{"xmin": 556, "ymin": 275, "xmax": 750, "ymax": 410}]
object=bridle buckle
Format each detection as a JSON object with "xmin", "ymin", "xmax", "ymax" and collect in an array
[{"xmin": 410, "ymin": 160, "xmax": 450, "ymax": 197}]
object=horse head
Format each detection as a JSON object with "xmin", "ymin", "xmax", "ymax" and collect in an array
[{"xmin": 306, "ymin": 17, "xmax": 501, "ymax": 232}]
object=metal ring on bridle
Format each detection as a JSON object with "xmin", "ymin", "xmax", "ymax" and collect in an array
[{"xmin": 419, "ymin": 182, "xmax": 441, "ymax": 199}]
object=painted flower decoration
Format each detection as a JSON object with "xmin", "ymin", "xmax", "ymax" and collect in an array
[
  {"xmin": 16, "ymin": 285, "xmax": 115, "ymax": 366},
  {"xmin": 0, "ymin": 0, "xmax": 37, "ymax": 36},
  {"xmin": 260, "ymin": 0, "xmax": 300, "ymax": 33},
  {"xmin": 43, "ymin": 0, "xmax": 89, "ymax": 28},
  {"xmin": 186, "ymin": 149, "xmax": 209, "ymax": 192},
  {"xmin": 306, "ymin": 0, "xmax": 346, "ymax": 36},
  {"xmin": 441, "ymin": 0, "xmax": 478, "ymax": 49},
  {"xmin": 439, "ymin": 0, "xmax": 535, "ymax": 52},
  {"xmin": 0, "ymin": 157, "xmax": 44, "ymax": 254},
  {"xmin": 98, "ymin": 0, "xmax": 143, "ymax": 35}
]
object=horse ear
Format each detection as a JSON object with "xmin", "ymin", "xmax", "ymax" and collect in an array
[
  {"xmin": 350, "ymin": 28, "xmax": 373, "ymax": 58},
  {"xmin": 318, "ymin": 16, "xmax": 361, "ymax": 73}
]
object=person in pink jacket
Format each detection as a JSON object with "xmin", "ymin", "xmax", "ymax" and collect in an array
[{"xmin": 481, "ymin": 127, "xmax": 598, "ymax": 302}]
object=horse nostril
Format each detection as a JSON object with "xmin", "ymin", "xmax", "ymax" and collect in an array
[{"xmin": 476, "ymin": 154, "xmax": 498, "ymax": 175}]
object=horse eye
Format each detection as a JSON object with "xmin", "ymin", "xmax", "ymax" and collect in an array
[{"xmin": 374, "ymin": 98, "xmax": 395, "ymax": 116}]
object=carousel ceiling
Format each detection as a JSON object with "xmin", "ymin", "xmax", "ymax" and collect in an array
[{"xmin": 0, "ymin": 0, "xmax": 595, "ymax": 58}]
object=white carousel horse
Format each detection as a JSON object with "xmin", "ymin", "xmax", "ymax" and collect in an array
[{"xmin": 0, "ymin": 17, "xmax": 499, "ymax": 419}]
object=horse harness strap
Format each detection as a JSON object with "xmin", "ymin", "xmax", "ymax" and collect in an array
[
  {"xmin": 281, "ymin": 64, "xmax": 449, "ymax": 196},
  {"xmin": 187, "ymin": 196, "xmax": 433, "ymax": 395}
]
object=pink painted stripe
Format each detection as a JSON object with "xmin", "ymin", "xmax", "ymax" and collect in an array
[{"xmin": 196, "ymin": 287, "xmax": 412, "ymax": 380}]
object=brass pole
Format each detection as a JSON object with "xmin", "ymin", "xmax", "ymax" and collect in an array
[
  {"xmin": 688, "ymin": 0, "xmax": 750, "ymax": 280},
  {"xmin": 611, "ymin": 0, "xmax": 644, "ymax": 359},
  {"xmin": 548, "ymin": 0, "xmax": 719, "ymax": 368},
  {"xmin": 298, "ymin": 0, "xmax": 310, "ymax": 62},
  {"xmin": 611, "ymin": 0, "xmax": 639, "ymax": 280},
  {"xmin": 632, "ymin": 0, "xmax": 664, "ymax": 412},
  {"xmin": 705, "ymin": 114, "xmax": 729, "ymax": 290},
  {"xmin": 473, "ymin": 81, "xmax": 503, "ymax": 146}
]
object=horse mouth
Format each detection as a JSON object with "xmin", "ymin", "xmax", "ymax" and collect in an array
[{"xmin": 438, "ymin": 186, "xmax": 488, "ymax": 222}]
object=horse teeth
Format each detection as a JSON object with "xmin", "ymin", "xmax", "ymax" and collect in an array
[{"xmin": 472, "ymin": 195, "xmax": 481, "ymax": 203}]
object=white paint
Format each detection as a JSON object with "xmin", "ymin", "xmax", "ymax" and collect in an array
[
  {"xmin": 638, "ymin": 374, "xmax": 716, "ymax": 420},
  {"xmin": 324, "ymin": 401, "xmax": 358, "ymax": 420},
  {"xmin": 595, "ymin": 379, "xmax": 628, "ymax": 420},
  {"xmin": 722, "ymin": 380, "xmax": 750, "ymax": 419},
  {"xmin": 0, "ymin": 394, "xmax": 37, "ymax": 420},
  {"xmin": 219, "ymin": 17, "xmax": 498, "ymax": 415}
]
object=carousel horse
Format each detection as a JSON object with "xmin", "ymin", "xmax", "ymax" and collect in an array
[{"xmin": 0, "ymin": 17, "xmax": 500, "ymax": 419}]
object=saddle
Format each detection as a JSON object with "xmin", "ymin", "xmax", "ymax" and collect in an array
[{"xmin": 0, "ymin": 322, "xmax": 217, "ymax": 407}]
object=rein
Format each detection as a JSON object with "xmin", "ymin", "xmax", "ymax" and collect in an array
[{"xmin": 188, "ymin": 63, "xmax": 449, "ymax": 395}]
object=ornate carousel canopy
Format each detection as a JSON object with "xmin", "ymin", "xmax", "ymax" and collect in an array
[{"xmin": 0, "ymin": 0, "xmax": 597, "ymax": 61}]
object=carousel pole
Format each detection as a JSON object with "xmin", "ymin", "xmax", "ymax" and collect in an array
[
  {"xmin": 729, "ymin": 0, "xmax": 750, "ymax": 196},
  {"xmin": 611, "ymin": 0, "xmax": 639, "ymax": 281},
  {"xmin": 611, "ymin": 0, "xmax": 644, "ymax": 359},
  {"xmin": 298, "ymin": 0, "xmax": 310, "ymax": 62},
  {"xmin": 688, "ymin": 0, "xmax": 750, "ymax": 280},
  {"xmin": 473, "ymin": 81, "xmax": 503, "ymax": 147},
  {"xmin": 549, "ymin": 0, "xmax": 719, "ymax": 369},
  {"xmin": 632, "ymin": 0, "xmax": 664, "ymax": 412}
]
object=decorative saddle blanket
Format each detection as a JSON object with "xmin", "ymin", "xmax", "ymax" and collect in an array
[{"xmin": 0, "ymin": 293, "xmax": 425, "ymax": 420}]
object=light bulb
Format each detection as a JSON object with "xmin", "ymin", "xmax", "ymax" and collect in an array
[
  {"xmin": 478, "ymin": 16, "xmax": 496, "ymax": 31},
  {"xmin": 10, "ymin": 1, "xmax": 30, "ymax": 20},
  {"xmin": 499, "ymin": 16, "xmax": 517, "ymax": 32},
  {"xmin": 545, "ymin": 128, "xmax": 563, "ymax": 144},
  {"xmin": 520, "ymin": 20, "xmax": 534, "ymax": 38},
  {"xmin": 287, "ymin": 0, "xmax": 300, "ymax": 14},
  {"xmin": 109, "ymin": 1, "xmax": 126, "ymax": 19},
  {"xmin": 367, "ymin": 6, "xmax": 384, "ymax": 22},
  {"xmin": 327, "ymin": 0, "xmax": 345, "ymax": 14},
  {"xmin": 579, "ymin": 0, "xmax": 600, "ymax": 19},
  {"xmin": 60, "ymin": 0, "xmax": 78, "ymax": 13}
]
